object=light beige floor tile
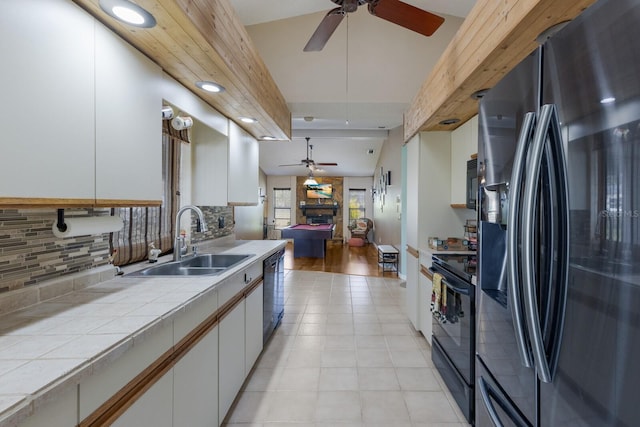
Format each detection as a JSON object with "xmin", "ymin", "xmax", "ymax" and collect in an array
[
  {"xmin": 243, "ymin": 368, "xmax": 284, "ymax": 392},
  {"xmin": 360, "ymin": 391, "xmax": 411, "ymax": 423},
  {"xmin": 298, "ymin": 323, "xmax": 328, "ymax": 336},
  {"xmin": 315, "ymin": 391, "xmax": 362, "ymax": 422},
  {"xmin": 355, "ymin": 335, "xmax": 387, "ymax": 349},
  {"xmin": 390, "ymin": 349, "xmax": 429, "ymax": 368},
  {"xmin": 354, "ymin": 323, "xmax": 384, "ymax": 336},
  {"xmin": 326, "ymin": 323, "xmax": 354, "ymax": 336},
  {"xmin": 356, "ymin": 349, "xmax": 393, "ymax": 367},
  {"xmin": 266, "ymin": 391, "xmax": 318, "ymax": 423},
  {"xmin": 321, "ymin": 349, "xmax": 357, "ymax": 367},
  {"xmin": 382, "ymin": 323, "xmax": 415, "ymax": 336},
  {"xmin": 293, "ymin": 335, "xmax": 326, "ymax": 350},
  {"xmin": 306, "ymin": 305, "xmax": 329, "ymax": 314},
  {"xmin": 395, "ymin": 368, "xmax": 443, "ymax": 391},
  {"xmin": 226, "ymin": 391, "xmax": 272, "ymax": 423},
  {"xmin": 386, "ymin": 336, "xmax": 422, "ymax": 350},
  {"xmin": 327, "ymin": 304, "xmax": 353, "ymax": 314},
  {"xmin": 276, "ymin": 367, "xmax": 320, "ymax": 391},
  {"xmin": 301, "ymin": 313, "xmax": 328, "ymax": 324},
  {"xmin": 324, "ymin": 335, "xmax": 356, "ymax": 350},
  {"xmin": 358, "ymin": 367, "xmax": 400, "ymax": 390},
  {"xmin": 318, "ymin": 367, "xmax": 359, "ymax": 391},
  {"xmin": 326, "ymin": 313, "xmax": 354, "ymax": 324},
  {"xmin": 403, "ymin": 391, "xmax": 462, "ymax": 423},
  {"xmin": 353, "ymin": 314, "xmax": 379, "ymax": 324}
]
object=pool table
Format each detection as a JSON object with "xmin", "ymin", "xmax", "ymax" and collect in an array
[{"xmin": 281, "ymin": 223, "xmax": 335, "ymax": 258}]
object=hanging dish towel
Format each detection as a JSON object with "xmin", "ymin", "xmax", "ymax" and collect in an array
[{"xmin": 431, "ymin": 273, "xmax": 447, "ymax": 323}]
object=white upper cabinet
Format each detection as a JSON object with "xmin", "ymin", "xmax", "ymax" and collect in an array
[
  {"xmin": 191, "ymin": 120, "xmax": 229, "ymax": 206},
  {"xmin": 450, "ymin": 115, "xmax": 478, "ymax": 206},
  {"xmin": 0, "ymin": 0, "xmax": 162, "ymax": 207},
  {"xmin": 228, "ymin": 121, "xmax": 259, "ymax": 206},
  {"xmin": 95, "ymin": 24, "xmax": 163, "ymax": 205},
  {"xmin": 0, "ymin": 0, "xmax": 95, "ymax": 204}
]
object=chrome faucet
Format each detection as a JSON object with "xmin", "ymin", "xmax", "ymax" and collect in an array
[{"xmin": 173, "ymin": 205, "xmax": 209, "ymax": 261}]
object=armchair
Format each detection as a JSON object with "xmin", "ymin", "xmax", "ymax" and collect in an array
[{"xmin": 349, "ymin": 218, "xmax": 373, "ymax": 243}]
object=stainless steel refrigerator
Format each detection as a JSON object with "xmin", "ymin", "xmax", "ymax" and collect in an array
[{"xmin": 476, "ymin": 0, "xmax": 640, "ymax": 425}]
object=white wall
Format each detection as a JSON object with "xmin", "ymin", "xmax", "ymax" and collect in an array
[
  {"xmin": 372, "ymin": 126, "xmax": 403, "ymax": 248},
  {"xmin": 265, "ymin": 175, "xmax": 298, "ymax": 239}
]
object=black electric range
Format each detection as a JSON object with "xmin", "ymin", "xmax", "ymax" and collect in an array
[{"xmin": 432, "ymin": 253, "xmax": 477, "ymax": 283}]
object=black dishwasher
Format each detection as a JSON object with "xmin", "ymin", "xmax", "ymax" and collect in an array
[{"xmin": 263, "ymin": 249, "xmax": 284, "ymax": 343}]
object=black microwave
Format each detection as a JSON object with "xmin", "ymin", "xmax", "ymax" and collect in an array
[{"xmin": 466, "ymin": 158, "xmax": 478, "ymax": 210}]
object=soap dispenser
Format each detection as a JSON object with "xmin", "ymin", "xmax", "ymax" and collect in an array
[{"xmin": 148, "ymin": 243, "xmax": 161, "ymax": 263}]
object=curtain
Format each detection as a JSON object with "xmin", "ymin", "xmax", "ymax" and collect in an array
[{"xmin": 110, "ymin": 131, "xmax": 181, "ymax": 266}]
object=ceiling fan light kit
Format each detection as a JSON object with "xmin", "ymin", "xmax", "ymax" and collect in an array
[
  {"xmin": 304, "ymin": 0, "xmax": 445, "ymax": 52},
  {"xmin": 278, "ymin": 137, "xmax": 339, "ymax": 171}
]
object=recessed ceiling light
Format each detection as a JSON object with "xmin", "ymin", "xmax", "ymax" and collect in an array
[
  {"xmin": 99, "ymin": 0, "xmax": 156, "ymax": 28},
  {"xmin": 261, "ymin": 136, "xmax": 277, "ymax": 141},
  {"xmin": 239, "ymin": 117, "xmax": 258, "ymax": 124},
  {"xmin": 196, "ymin": 81, "xmax": 225, "ymax": 93},
  {"xmin": 600, "ymin": 97, "xmax": 616, "ymax": 104},
  {"xmin": 471, "ymin": 89, "xmax": 489, "ymax": 100},
  {"xmin": 439, "ymin": 118, "xmax": 460, "ymax": 126}
]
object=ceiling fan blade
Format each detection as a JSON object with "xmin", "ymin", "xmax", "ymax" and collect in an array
[
  {"xmin": 316, "ymin": 162, "xmax": 338, "ymax": 166},
  {"xmin": 278, "ymin": 163, "xmax": 304, "ymax": 167},
  {"xmin": 368, "ymin": 0, "xmax": 444, "ymax": 37},
  {"xmin": 303, "ymin": 7, "xmax": 345, "ymax": 52}
]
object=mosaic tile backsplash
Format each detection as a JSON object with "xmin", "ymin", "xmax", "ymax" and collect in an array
[
  {"xmin": 0, "ymin": 209, "xmax": 111, "ymax": 293},
  {"xmin": 191, "ymin": 206, "xmax": 234, "ymax": 242},
  {"xmin": 0, "ymin": 206, "xmax": 234, "ymax": 294}
]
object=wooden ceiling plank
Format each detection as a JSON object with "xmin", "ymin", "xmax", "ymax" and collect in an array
[
  {"xmin": 404, "ymin": 0, "xmax": 596, "ymax": 140},
  {"xmin": 176, "ymin": 0, "xmax": 290, "ymax": 135}
]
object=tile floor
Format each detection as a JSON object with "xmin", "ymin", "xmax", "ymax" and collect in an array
[{"xmin": 223, "ymin": 270, "xmax": 470, "ymax": 427}]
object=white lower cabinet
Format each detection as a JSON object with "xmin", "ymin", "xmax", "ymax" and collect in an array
[
  {"xmin": 218, "ymin": 302, "xmax": 246, "ymax": 425},
  {"xmin": 112, "ymin": 372, "xmax": 173, "ymax": 427},
  {"xmin": 19, "ymin": 384, "xmax": 77, "ymax": 427},
  {"xmin": 173, "ymin": 326, "xmax": 219, "ymax": 427},
  {"xmin": 419, "ymin": 265, "xmax": 433, "ymax": 345},
  {"xmin": 245, "ymin": 282, "xmax": 264, "ymax": 374},
  {"xmin": 405, "ymin": 250, "xmax": 420, "ymax": 331}
]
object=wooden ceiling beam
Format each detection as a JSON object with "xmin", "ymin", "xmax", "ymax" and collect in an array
[
  {"xmin": 73, "ymin": 0, "xmax": 291, "ymax": 141},
  {"xmin": 404, "ymin": 0, "xmax": 596, "ymax": 140}
]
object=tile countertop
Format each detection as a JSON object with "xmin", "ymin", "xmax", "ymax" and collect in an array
[{"xmin": 0, "ymin": 239, "xmax": 286, "ymax": 427}]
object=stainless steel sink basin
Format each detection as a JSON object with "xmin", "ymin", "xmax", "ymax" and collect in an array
[
  {"xmin": 180, "ymin": 254, "xmax": 252, "ymax": 269},
  {"xmin": 128, "ymin": 254, "xmax": 252, "ymax": 277}
]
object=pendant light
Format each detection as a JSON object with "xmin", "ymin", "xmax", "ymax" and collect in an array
[{"xmin": 303, "ymin": 171, "xmax": 318, "ymax": 186}]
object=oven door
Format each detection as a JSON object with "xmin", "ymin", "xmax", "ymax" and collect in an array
[{"xmin": 431, "ymin": 263, "xmax": 475, "ymax": 385}]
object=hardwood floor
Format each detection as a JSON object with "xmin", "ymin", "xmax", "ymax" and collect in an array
[{"xmin": 283, "ymin": 240, "xmax": 398, "ymax": 277}]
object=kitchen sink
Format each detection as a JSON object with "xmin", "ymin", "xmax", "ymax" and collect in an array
[
  {"xmin": 128, "ymin": 254, "xmax": 253, "ymax": 277},
  {"xmin": 180, "ymin": 254, "xmax": 252, "ymax": 269}
]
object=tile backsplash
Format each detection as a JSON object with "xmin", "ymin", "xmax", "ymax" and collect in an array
[
  {"xmin": 191, "ymin": 206, "xmax": 234, "ymax": 242},
  {"xmin": 0, "ymin": 209, "xmax": 111, "ymax": 294},
  {"xmin": 0, "ymin": 206, "xmax": 235, "ymax": 295}
]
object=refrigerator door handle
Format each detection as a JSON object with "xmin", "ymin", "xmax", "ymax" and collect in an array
[
  {"xmin": 478, "ymin": 377, "xmax": 506, "ymax": 427},
  {"xmin": 507, "ymin": 111, "xmax": 536, "ymax": 369},
  {"xmin": 522, "ymin": 104, "xmax": 569, "ymax": 383}
]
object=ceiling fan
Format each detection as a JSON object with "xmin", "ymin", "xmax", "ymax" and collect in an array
[
  {"xmin": 278, "ymin": 137, "xmax": 338, "ymax": 170},
  {"xmin": 304, "ymin": 0, "xmax": 445, "ymax": 52}
]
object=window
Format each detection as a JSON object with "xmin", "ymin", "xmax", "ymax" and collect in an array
[
  {"xmin": 349, "ymin": 188, "xmax": 367, "ymax": 226},
  {"xmin": 273, "ymin": 188, "xmax": 292, "ymax": 229}
]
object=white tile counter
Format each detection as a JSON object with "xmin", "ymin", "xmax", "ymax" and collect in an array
[{"xmin": 0, "ymin": 240, "xmax": 285, "ymax": 427}]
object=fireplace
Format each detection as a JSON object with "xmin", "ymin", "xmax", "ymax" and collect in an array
[{"xmin": 306, "ymin": 214, "xmax": 333, "ymax": 225}]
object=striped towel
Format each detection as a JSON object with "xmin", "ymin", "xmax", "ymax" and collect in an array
[{"xmin": 430, "ymin": 273, "xmax": 447, "ymax": 323}]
